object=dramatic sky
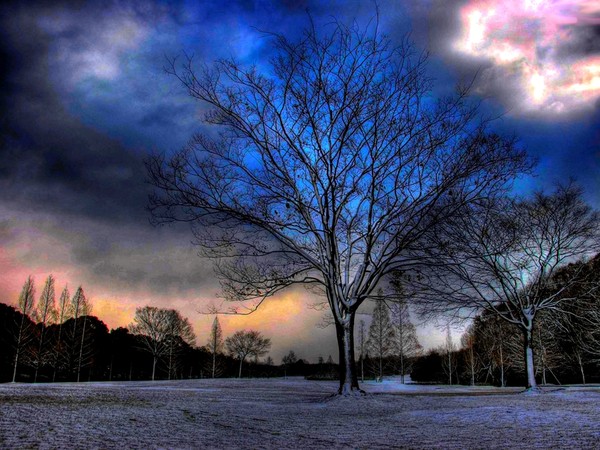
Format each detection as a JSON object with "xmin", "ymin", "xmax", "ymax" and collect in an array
[{"xmin": 1, "ymin": 0, "xmax": 599, "ymax": 362}]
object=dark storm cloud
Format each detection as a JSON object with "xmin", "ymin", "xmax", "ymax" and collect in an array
[
  {"xmin": 0, "ymin": 1, "xmax": 147, "ymax": 223},
  {"xmin": 555, "ymin": 24, "xmax": 600, "ymax": 59},
  {"xmin": 0, "ymin": 0, "xmax": 361, "ymax": 303},
  {"xmin": 0, "ymin": 0, "xmax": 226, "ymax": 302}
]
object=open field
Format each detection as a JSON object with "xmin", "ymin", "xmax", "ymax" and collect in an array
[{"xmin": 1, "ymin": 378, "xmax": 599, "ymax": 449}]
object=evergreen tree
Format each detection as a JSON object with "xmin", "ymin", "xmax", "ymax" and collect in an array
[
  {"xmin": 207, "ymin": 316, "xmax": 223, "ymax": 378},
  {"xmin": 390, "ymin": 297, "xmax": 421, "ymax": 383},
  {"xmin": 366, "ymin": 293, "xmax": 395, "ymax": 381},
  {"xmin": 357, "ymin": 319, "xmax": 366, "ymax": 382}
]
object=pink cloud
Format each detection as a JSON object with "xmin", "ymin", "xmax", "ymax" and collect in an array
[{"xmin": 455, "ymin": 0, "xmax": 600, "ymax": 114}]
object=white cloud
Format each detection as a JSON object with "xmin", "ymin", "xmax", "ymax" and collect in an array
[{"xmin": 38, "ymin": 6, "xmax": 152, "ymax": 85}]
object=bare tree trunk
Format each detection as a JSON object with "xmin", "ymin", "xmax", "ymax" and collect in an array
[
  {"xmin": 152, "ymin": 356, "xmax": 157, "ymax": 381},
  {"xmin": 77, "ymin": 316, "xmax": 88, "ymax": 383},
  {"xmin": 335, "ymin": 316, "xmax": 360, "ymax": 395},
  {"xmin": 52, "ymin": 322, "xmax": 64, "ymax": 382},
  {"xmin": 542, "ymin": 366, "xmax": 547, "ymax": 385},
  {"xmin": 238, "ymin": 358, "xmax": 243, "ymax": 378},
  {"xmin": 577, "ymin": 352, "xmax": 586, "ymax": 385},
  {"xmin": 400, "ymin": 353, "xmax": 405, "ymax": 384},
  {"xmin": 12, "ymin": 314, "xmax": 26, "ymax": 383},
  {"xmin": 168, "ymin": 343, "xmax": 173, "ymax": 380},
  {"xmin": 499, "ymin": 342, "xmax": 505, "ymax": 388},
  {"xmin": 470, "ymin": 345, "xmax": 475, "ymax": 387},
  {"xmin": 360, "ymin": 357, "xmax": 364, "ymax": 383},
  {"xmin": 34, "ymin": 325, "xmax": 46, "ymax": 383},
  {"xmin": 523, "ymin": 326, "xmax": 538, "ymax": 391},
  {"xmin": 212, "ymin": 352, "xmax": 216, "ymax": 379}
]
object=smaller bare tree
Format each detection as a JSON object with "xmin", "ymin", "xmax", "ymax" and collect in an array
[
  {"xmin": 130, "ymin": 306, "xmax": 195, "ymax": 380},
  {"xmin": 164, "ymin": 310, "xmax": 196, "ymax": 380},
  {"xmin": 416, "ymin": 184, "xmax": 600, "ymax": 391},
  {"xmin": 130, "ymin": 306, "xmax": 171, "ymax": 381},
  {"xmin": 282, "ymin": 350, "xmax": 298, "ymax": 378},
  {"xmin": 225, "ymin": 330, "xmax": 271, "ymax": 378}
]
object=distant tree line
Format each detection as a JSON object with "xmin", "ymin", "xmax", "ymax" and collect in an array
[
  {"xmin": 0, "ymin": 278, "xmax": 340, "ymax": 382},
  {"xmin": 412, "ymin": 254, "xmax": 600, "ymax": 386}
]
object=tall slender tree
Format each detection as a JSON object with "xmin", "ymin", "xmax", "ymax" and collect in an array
[
  {"xmin": 357, "ymin": 319, "xmax": 366, "ymax": 382},
  {"xmin": 52, "ymin": 285, "xmax": 71, "ymax": 381},
  {"xmin": 388, "ymin": 281, "xmax": 421, "ymax": 383},
  {"xmin": 147, "ymin": 14, "xmax": 529, "ymax": 394},
  {"xmin": 207, "ymin": 316, "xmax": 224, "ymax": 378},
  {"xmin": 33, "ymin": 275, "xmax": 56, "ymax": 382},
  {"xmin": 12, "ymin": 276, "xmax": 36, "ymax": 382},
  {"xmin": 441, "ymin": 323, "xmax": 457, "ymax": 385},
  {"xmin": 390, "ymin": 301, "xmax": 421, "ymax": 383},
  {"xmin": 366, "ymin": 294, "xmax": 395, "ymax": 381},
  {"xmin": 71, "ymin": 287, "xmax": 92, "ymax": 382},
  {"xmin": 461, "ymin": 324, "xmax": 477, "ymax": 387}
]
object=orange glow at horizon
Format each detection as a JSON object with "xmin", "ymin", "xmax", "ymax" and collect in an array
[{"xmin": 455, "ymin": 0, "xmax": 600, "ymax": 113}]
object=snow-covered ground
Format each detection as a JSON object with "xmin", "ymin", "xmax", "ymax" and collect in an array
[{"xmin": 1, "ymin": 377, "xmax": 599, "ymax": 449}]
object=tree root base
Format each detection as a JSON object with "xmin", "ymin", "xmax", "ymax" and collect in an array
[
  {"xmin": 322, "ymin": 389, "xmax": 369, "ymax": 402},
  {"xmin": 521, "ymin": 386, "xmax": 544, "ymax": 395}
]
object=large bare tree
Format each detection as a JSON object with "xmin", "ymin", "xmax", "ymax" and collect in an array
[
  {"xmin": 415, "ymin": 184, "xmax": 600, "ymax": 391},
  {"xmin": 148, "ymin": 18, "xmax": 529, "ymax": 394}
]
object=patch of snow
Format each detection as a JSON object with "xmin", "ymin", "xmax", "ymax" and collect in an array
[{"xmin": 0, "ymin": 379, "xmax": 599, "ymax": 448}]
